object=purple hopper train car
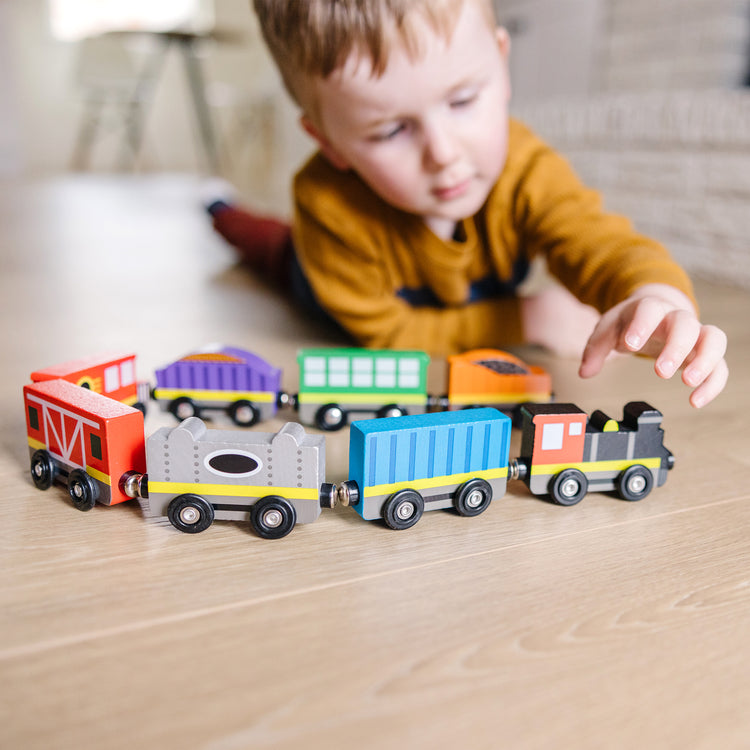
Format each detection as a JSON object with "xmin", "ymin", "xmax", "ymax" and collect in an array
[{"xmin": 152, "ymin": 346, "xmax": 281, "ymax": 427}]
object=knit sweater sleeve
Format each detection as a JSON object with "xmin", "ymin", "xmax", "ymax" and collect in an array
[
  {"xmin": 508, "ymin": 124, "xmax": 696, "ymax": 312},
  {"xmin": 292, "ymin": 157, "xmax": 524, "ymax": 355}
]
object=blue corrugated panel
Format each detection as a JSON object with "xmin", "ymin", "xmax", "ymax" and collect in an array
[{"xmin": 349, "ymin": 408, "xmax": 511, "ymax": 493}]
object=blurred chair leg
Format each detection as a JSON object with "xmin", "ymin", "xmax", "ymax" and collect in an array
[
  {"xmin": 70, "ymin": 99, "xmax": 103, "ymax": 170},
  {"xmin": 179, "ymin": 35, "xmax": 221, "ymax": 173}
]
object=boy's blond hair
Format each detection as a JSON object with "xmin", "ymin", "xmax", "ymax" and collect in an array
[{"xmin": 253, "ymin": 0, "xmax": 497, "ymax": 110}]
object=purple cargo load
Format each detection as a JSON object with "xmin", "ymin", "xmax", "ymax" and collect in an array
[
  {"xmin": 154, "ymin": 347, "xmax": 282, "ymax": 423},
  {"xmin": 155, "ymin": 346, "xmax": 281, "ymax": 393}
]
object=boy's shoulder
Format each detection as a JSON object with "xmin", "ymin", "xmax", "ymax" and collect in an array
[
  {"xmin": 506, "ymin": 117, "xmax": 554, "ymax": 167},
  {"xmin": 294, "ymin": 152, "xmax": 384, "ymax": 221}
]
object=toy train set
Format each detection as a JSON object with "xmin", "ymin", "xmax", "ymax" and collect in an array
[
  {"xmin": 148, "ymin": 345, "xmax": 553, "ymax": 429},
  {"xmin": 22, "ymin": 349, "xmax": 674, "ymax": 539}
]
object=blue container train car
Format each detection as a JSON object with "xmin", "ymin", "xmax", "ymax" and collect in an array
[{"xmin": 338, "ymin": 407, "xmax": 512, "ymax": 529}]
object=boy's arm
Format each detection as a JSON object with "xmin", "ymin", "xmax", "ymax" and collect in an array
[
  {"xmin": 579, "ymin": 283, "xmax": 728, "ymax": 408},
  {"xmin": 515, "ymin": 142, "xmax": 727, "ymax": 406}
]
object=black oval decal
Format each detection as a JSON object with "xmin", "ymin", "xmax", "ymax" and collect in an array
[{"xmin": 207, "ymin": 452, "xmax": 259, "ymax": 475}]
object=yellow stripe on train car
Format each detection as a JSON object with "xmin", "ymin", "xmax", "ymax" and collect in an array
[
  {"xmin": 86, "ymin": 466, "xmax": 112, "ymax": 485},
  {"xmin": 448, "ymin": 392, "xmax": 551, "ymax": 404},
  {"xmin": 153, "ymin": 388, "xmax": 275, "ymax": 403},
  {"xmin": 362, "ymin": 466, "xmax": 508, "ymax": 498},
  {"xmin": 26, "ymin": 438, "xmax": 113, "ymax": 485},
  {"xmin": 530, "ymin": 456, "xmax": 662, "ymax": 477},
  {"xmin": 148, "ymin": 481, "xmax": 319, "ymax": 500}
]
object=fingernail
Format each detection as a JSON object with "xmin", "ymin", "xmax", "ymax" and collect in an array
[
  {"xmin": 625, "ymin": 333, "xmax": 641, "ymax": 349},
  {"xmin": 657, "ymin": 359, "xmax": 675, "ymax": 377},
  {"xmin": 684, "ymin": 367, "xmax": 701, "ymax": 386}
]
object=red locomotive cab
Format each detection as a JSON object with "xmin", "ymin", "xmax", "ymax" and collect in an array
[
  {"xmin": 530, "ymin": 408, "xmax": 588, "ymax": 467},
  {"xmin": 24, "ymin": 379, "xmax": 146, "ymax": 510},
  {"xmin": 30, "ymin": 353, "xmax": 145, "ymax": 411},
  {"xmin": 514, "ymin": 404, "xmax": 590, "ymax": 505}
]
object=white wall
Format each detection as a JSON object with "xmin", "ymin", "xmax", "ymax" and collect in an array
[
  {"xmin": 600, "ymin": 0, "xmax": 750, "ymax": 91},
  {"xmin": 497, "ymin": 0, "xmax": 605, "ymax": 101},
  {"xmin": 508, "ymin": 0, "xmax": 750, "ymax": 289},
  {"xmin": 515, "ymin": 91, "xmax": 750, "ymax": 288}
]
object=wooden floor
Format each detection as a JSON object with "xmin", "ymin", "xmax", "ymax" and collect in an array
[{"xmin": 1, "ymin": 175, "xmax": 749, "ymax": 750}]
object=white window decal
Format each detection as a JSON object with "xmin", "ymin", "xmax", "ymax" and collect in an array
[
  {"xmin": 304, "ymin": 373, "xmax": 326, "ymax": 387},
  {"xmin": 398, "ymin": 374, "xmax": 419, "ymax": 388},
  {"xmin": 541, "ymin": 423, "xmax": 564, "ymax": 451},
  {"xmin": 329, "ymin": 372, "xmax": 350, "ymax": 387},
  {"xmin": 104, "ymin": 365, "xmax": 120, "ymax": 393},
  {"xmin": 375, "ymin": 373, "xmax": 396, "ymax": 388},
  {"xmin": 304, "ymin": 357, "xmax": 326, "ymax": 372},
  {"xmin": 569, "ymin": 422, "xmax": 583, "ymax": 436},
  {"xmin": 352, "ymin": 373, "xmax": 373, "ymax": 388},
  {"xmin": 329, "ymin": 357, "xmax": 349, "ymax": 372},
  {"xmin": 120, "ymin": 360, "xmax": 135, "ymax": 386}
]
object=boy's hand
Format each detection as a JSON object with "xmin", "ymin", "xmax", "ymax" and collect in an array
[{"xmin": 579, "ymin": 284, "xmax": 728, "ymax": 408}]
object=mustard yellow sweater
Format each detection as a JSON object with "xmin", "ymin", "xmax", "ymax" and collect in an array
[{"xmin": 292, "ymin": 119, "xmax": 695, "ymax": 355}]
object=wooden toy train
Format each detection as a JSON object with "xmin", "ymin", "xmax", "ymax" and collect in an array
[{"xmin": 23, "ymin": 349, "xmax": 674, "ymax": 539}]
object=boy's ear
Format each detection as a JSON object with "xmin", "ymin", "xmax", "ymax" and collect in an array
[
  {"xmin": 495, "ymin": 27, "xmax": 512, "ymax": 100},
  {"xmin": 300, "ymin": 115, "xmax": 350, "ymax": 171},
  {"xmin": 496, "ymin": 26, "xmax": 511, "ymax": 59}
]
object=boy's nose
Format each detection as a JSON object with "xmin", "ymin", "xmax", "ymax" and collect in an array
[{"xmin": 422, "ymin": 123, "xmax": 459, "ymax": 171}]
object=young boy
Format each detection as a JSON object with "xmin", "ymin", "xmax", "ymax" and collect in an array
[{"xmin": 210, "ymin": 0, "xmax": 727, "ymax": 408}]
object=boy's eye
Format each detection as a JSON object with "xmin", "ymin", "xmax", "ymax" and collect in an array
[
  {"xmin": 370, "ymin": 123, "xmax": 407, "ymax": 142},
  {"xmin": 450, "ymin": 91, "xmax": 478, "ymax": 108}
]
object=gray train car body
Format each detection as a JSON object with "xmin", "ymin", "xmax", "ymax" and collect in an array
[{"xmin": 140, "ymin": 417, "xmax": 330, "ymax": 539}]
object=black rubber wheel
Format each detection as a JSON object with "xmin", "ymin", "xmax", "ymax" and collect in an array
[
  {"xmin": 251, "ymin": 496, "xmax": 297, "ymax": 540},
  {"xmin": 376, "ymin": 404, "xmax": 407, "ymax": 419},
  {"xmin": 68, "ymin": 469, "xmax": 99, "ymax": 511},
  {"xmin": 228, "ymin": 400, "xmax": 260, "ymax": 427},
  {"xmin": 168, "ymin": 397, "xmax": 199, "ymax": 422},
  {"xmin": 382, "ymin": 489, "xmax": 424, "ymax": 530},
  {"xmin": 549, "ymin": 469, "xmax": 588, "ymax": 506},
  {"xmin": 30, "ymin": 449, "xmax": 55, "ymax": 490},
  {"xmin": 315, "ymin": 403, "xmax": 347, "ymax": 431},
  {"xmin": 167, "ymin": 494, "xmax": 214, "ymax": 533},
  {"xmin": 454, "ymin": 478, "xmax": 493, "ymax": 517},
  {"xmin": 617, "ymin": 465, "xmax": 653, "ymax": 502}
]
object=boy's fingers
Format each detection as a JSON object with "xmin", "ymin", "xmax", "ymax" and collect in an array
[
  {"xmin": 689, "ymin": 357, "xmax": 729, "ymax": 408},
  {"xmin": 619, "ymin": 296, "xmax": 666, "ymax": 353},
  {"xmin": 682, "ymin": 325, "xmax": 728, "ymax": 388},
  {"xmin": 653, "ymin": 309, "xmax": 701, "ymax": 379},
  {"xmin": 579, "ymin": 318, "xmax": 617, "ymax": 378}
]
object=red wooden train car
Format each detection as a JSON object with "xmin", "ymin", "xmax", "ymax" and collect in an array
[
  {"xmin": 31, "ymin": 352, "xmax": 148, "ymax": 412},
  {"xmin": 24, "ymin": 379, "xmax": 146, "ymax": 510}
]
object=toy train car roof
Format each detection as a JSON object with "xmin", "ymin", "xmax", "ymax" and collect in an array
[
  {"xmin": 24, "ymin": 379, "xmax": 142, "ymax": 418},
  {"xmin": 351, "ymin": 406, "xmax": 508, "ymax": 435},
  {"xmin": 30, "ymin": 352, "xmax": 136, "ymax": 382},
  {"xmin": 167, "ymin": 346, "xmax": 280, "ymax": 373},
  {"xmin": 297, "ymin": 347, "xmax": 429, "ymax": 362},
  {"xmin": 521, "ymin": 401, "xmax": 663, "ymax": 429}
]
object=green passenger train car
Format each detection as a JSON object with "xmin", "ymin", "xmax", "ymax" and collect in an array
[{"xmin": 295, "ymin": 348, "xmax": 431, "ymax": 431}]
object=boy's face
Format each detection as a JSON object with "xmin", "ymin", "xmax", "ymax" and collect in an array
[{"xmin": 303, "ymin": 1, "xmax": 511, "ymax": 236}]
